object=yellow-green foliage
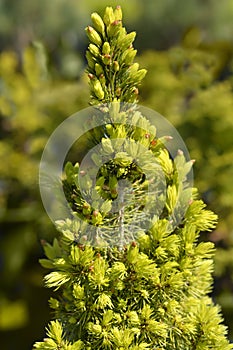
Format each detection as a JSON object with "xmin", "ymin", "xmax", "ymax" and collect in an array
[
  {"xmin": 138, "ymin": 40, "xmax": 233, "ymax": 330},
  {"xmin": 139, "ymin": 39, "xmax": 233, "ymax": 242},
  {"xmin": 0, "ymin": 46, "xmax": 88, "ymax": 186},
  {"xmin": 0, "ymin": 44, "xmax": 89, "ymax": 346},
  {"xmin": 33, "ymin": 7, "xmax": 232, "ymax": 350},
  {"xmin": 1, "ymin": 10, "xmax": 233, "ymax": 348}
]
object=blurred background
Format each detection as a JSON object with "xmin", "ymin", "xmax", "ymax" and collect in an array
[{"xmin": 0, "ymin": 0, "xmax": 233, "ymax": 348}]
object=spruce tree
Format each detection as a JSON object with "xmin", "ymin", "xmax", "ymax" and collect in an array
[{"xmin": 34, "ymin": 6, "xmax": 232, "ymax": 350}]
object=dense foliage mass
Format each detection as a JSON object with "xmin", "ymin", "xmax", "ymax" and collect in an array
[
  {"xmin": 33, "ymin": 6, "xmax": 232, "ymax": 350},
  {"xmin": 138, "ymin": 39, "xmax": 233, "ymax": 312}
]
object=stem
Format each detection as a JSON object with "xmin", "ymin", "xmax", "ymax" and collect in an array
[{"xmin": 118, "ymin": 182, "xmax": 125, "ymax": 250}]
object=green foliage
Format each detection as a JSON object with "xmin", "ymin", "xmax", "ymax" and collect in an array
[
  {"xmin": 137, "ymin": 35, "xmax": 233, "ymax": 335},
  {"xmin": 139, "ymin": 39, "xmax": 233, "ymax": 234},
  {"xmin": 85, "ymin": 5, "xmax": 146, "ymax": 104},
  {"xmin": 34, "ymin": 320, "xmax": 83, "ymax": 349},
  {"xmin": 35, "ymin": 212, "xmax": 231, "ymax": 349},
  {"xmin": 0, "ymin": 3, "xmax": 232, "ymax": 348},
  {"xmin": 0, "ymin": 45, "xmax": 88, "ymax": 221},
  {"xmin": 34, "ymin": 6, "xmax": 232, "ymax": 350},
  {"xmin": 138, "ymin": 38, "xmax": 233, "ymax": 297},
  {"xmin": 0, "ymin": 42, "xmax": 89, "ymax": 346}
]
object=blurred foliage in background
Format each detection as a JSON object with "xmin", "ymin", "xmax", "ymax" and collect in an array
[{"xmin": 0, "ymin": 0, "xmax": 233, "ymax": 349}]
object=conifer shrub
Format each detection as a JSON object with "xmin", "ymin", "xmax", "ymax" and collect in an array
[{"xmin": 33, "ymin": 6, "xmax": 232, "ymax": 350}]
